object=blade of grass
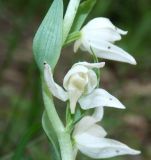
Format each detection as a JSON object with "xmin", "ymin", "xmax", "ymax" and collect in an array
[{"xmin": 12, "ymin": 124, "xmax": 40, "ymax": 160}]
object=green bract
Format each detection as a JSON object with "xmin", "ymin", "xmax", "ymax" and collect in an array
[
  {"xmin": 71, "ymin": 0, "xmax": 96, "ymax": 32},
  {"xmin": 33, "ymin": 0, "xmax": 63, "ymax": 72}
]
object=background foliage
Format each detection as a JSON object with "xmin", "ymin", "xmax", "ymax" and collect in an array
[{"xmin": 0, "ymin": 0, "xmax": 151, "ymax": 159}]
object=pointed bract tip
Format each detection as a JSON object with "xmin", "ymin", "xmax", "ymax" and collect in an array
[
  {"xmin": 43, "ymin": 61, "xmax": 47, "ymax": 65},
  {"xmin": 43, "ymin": 61, "xmax": 51, "ymax": 71}
]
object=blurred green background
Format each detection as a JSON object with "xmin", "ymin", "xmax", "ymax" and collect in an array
[{"xmin": 0, "ymin": 0, "xmax": 151, "ymax": 159}]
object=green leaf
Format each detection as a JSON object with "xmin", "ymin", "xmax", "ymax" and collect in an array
[
  {"xmin": 33, "ymin": 0, "xmax": 63, "ymax": 72},
  {"xmin": 71, "ymin": 0, "xmax": 96, "ymax": 32},
  {"xmin": 42, "ymin": 111, "xmax": 61, "ymax": 160}
]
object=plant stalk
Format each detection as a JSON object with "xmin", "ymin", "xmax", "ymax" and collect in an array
[{"xmin": 42, "ymin": 82, "xmax": 73, "ymax": 160}]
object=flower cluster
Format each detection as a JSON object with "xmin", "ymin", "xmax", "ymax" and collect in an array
[{"xmin": 44, "ymin": 17, "xmax": 140, "ymax": 159}]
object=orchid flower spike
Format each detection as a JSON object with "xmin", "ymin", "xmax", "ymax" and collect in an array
[
  {"xmin": 73, "ymin": 109, "xmax": 141, "ymax": 159},
  {"xmin": 44, "ymin": 61, "xmax": 125, "ymax": 114},
  {"xmin": 74, "ymin": 17, "xmax": 136, "ymax": 65}
]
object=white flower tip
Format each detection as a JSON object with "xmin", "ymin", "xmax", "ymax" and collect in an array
[
  {"xmin": 69, "ymin": 97, "xmax": 78, "ymax": 114},
  {"xmin": 123, "ymin": 30, "xmax": 128, "ymax": 35},
  {"xmin": 131, "ymin": 59, "xmax": 137, "ymax": 65},
  {"xmin": 74, "ymin": 40, "xmax": 81, "ymax": 53},
  {"xmin": 119, "ymin": 104, "xmax": 126, "ymax": 109},
  {"xmin": 112, "ymin": 99, "xmax": 125, "ymax": 109},
  {"xmin": 74, "ymin": 44, "xmax": 78, "ymax": 53},
  {"xmin": 131, "ymin": 149, "xmax": 141, "ymax": 155},
  {"xmin": 70, "ymin": 104, "xmax": 76, "ymax": 114},
  {"xmin": 116, "ymin": 27, "xmax": 128, "ymax": 35},
  {"xmin": 99, "ymin": 62, "xmax": 105, "ymax": 68},
  {"xmin": 127, "ymin": 56, "xmax": 137, "ymax": 65},
  {"xmin": 126, "ymin": 147, "xmax": 141, "ymax": 155}
]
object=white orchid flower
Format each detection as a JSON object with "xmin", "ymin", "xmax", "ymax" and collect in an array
[
  {"xmin": 73, "ymin": 109, "xmax": 140, "ymax": 159},
  {"xmin": 44, "ymin": 61, "xmax": 125, "ymax": 114},
  {"xmin": 74, "ymin": 17, "xmax": 136, "ymax": 65}
]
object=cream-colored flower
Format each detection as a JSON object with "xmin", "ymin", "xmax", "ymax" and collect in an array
[
  {"xmin": 74, "ymin": 17, "xmax": 136, "ymax": 65},
  {"xmin": 44, "ymin": 62, "xmax": 125, "ymax": 113},
  {"xmin": 73, "ymin": 110, "xmax": 140, "ymax": 159}
]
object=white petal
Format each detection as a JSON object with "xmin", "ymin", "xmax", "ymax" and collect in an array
[
  {"xmin": 116, "ymin": 27, "xmax": 128, "ymax": 35},
  {"xmin": 83, "ymin": 28, "xmax": 122, "ymax": 43},
  {"xmin": 82, "ymin": 17, "xmax": 127, "ymax": 35},
  {"xmin": 63, "ymin": 65, "xmax": 88, "ymax": 90},
  {"xmin": 86, "ymin": 124, "xmax": 107, "ymax": 138},
  {"xmin": 63, "ymin": 63, "xmax": 98, "ymax": 95},
  {"xmin": 76, "ymin": 134, "xmax": 140, "ymax": 159},
  {"xmin": 73, "ymin": 116, "xmax": 107, "ymax": 138},
  {"xmin": 73, "ymin": 116, "xmax": 96, "ymax": 136},
  {"xmin": 44, "ymin": 62, "xmax": 68, "ymax": 101},
  {"xmin": 79, "ymin": 88, "xmax": 125, "ymax": 109},
  {"xmin": 73, "ymin": 61, "xmax": 105, "ymax": 69},
  {"xmin": 83, "ymin": 38, "xmax": 136, "ymax": 65},
  {"xmin": 85, "ymin": 69, "xmax": 97, "ymax": 94},
  {"xmin": 92, "ymin": 107, "xmax": 104, "ymax": 122},
  {"xmin": 82, "ymin": 17, "xmax": 115, "ymax": 30}
]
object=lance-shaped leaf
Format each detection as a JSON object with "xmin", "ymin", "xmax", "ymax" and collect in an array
[{"xmin": 33, "ymin": 0, "xmax": 63, "ymax": 72}]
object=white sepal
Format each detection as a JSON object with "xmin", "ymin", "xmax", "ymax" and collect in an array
[
  {"xmin": 44, "ymin": 62, "xmax": 68, "ymax": 101},
  {"xmin": 79, "ymin": 88, "xmax": 125, "ymax": 109},
  {"xmin": 82, "ymin": 18, "xmax": 127, "ymax": 34},
  {"xmin": 92, "ymin": 107, "xmax": 104, "ymax": 122},
  {"xmin": 73, "ymin": 116, "xmax": 107, "ymax": 138},
  {"xmin": 76, "ymin": 134, "xmax": 140, "ymax": 159},
  {"xmin": 85, "ymin": 124, "xmax": 107, "ymax": 138},
  {"xmin": 73, "ymin": 116, "xmax": 96, "ymax": 136},
  {"xmin": 84, "ymin": 39, "xmax": 136, "ymax": 65}
]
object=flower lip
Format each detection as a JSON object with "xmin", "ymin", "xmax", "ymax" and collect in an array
[{"xmin": 63, "ymin": 65, "xmax": 89, "ymax": 90}]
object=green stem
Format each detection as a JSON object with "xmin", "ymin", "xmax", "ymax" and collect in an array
[
  {"xmin": 42, "ymin": 82, "xmax": 73, "ymax": 160},
  {"xmin": 58, "ymin": 132, "xmax": 73, "ymax": 160},
  {"xmin": 63, "ymin": 0, "xmax": 81, "ymax": 43}
]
